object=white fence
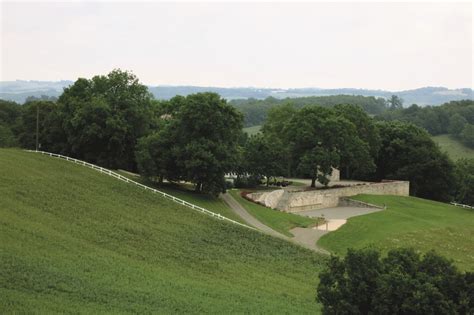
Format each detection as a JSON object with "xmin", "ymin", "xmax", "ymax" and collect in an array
[
  {"xmin": 450, "ymin": 202, "xmax": 474, "ymax": 210},
  {"xmin": 27, "ymin": 150, "xmax": 255, "ymax": 230}
]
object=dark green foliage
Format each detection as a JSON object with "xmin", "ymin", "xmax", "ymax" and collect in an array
[
  {"xmin": 375, "ymin": 121, "xmax": 455, "ymax": 201},
  {"xmin": 275, "ymin": 106, "xmax": 375, "ymax": 186},
  {"xmin": 334, "ymin": 104, "xmax": 381, "ymax": 179},
  {"xmin": 243, "ymin": 134, "xmax": 285, "ymax": 185},
  {"xmin": 231, "ymin": 95, "xmax": 388, "ymax": 127},
  {"xmin": 0, "ymin": 123, "xmax": 18, "ymax": 147},
  {"xmin": 0, "ymin": 99, "xmax": 22, "ymax": 128},
  {"xmin": 317, "ymin": 248, "xmax": 474, "ymax": 315},
  {"xmin": 135, "ymin": 93, "xmax": 243, "ymax": 195},
  {"xmin": 16, "ymin": 100, "xmax": 57, "ymax": 149},
  {"xmin": 378, "ymin": 100, "xmax": 474, "ymax": 148},
  {"xmin": 453, "ymin": 159, "xmax": 474, "ymax": 205},
  {"xmin": 387, "ymin": 94, "xmax": 403, "ymax": 109},
  {"xmin": 449, "ymin": 113, "xmax": 468, "ymax": 136},
  {"xmin": 460, "ymin": 124, "xmax": 474, "ymax": 147},
  {"xmin": 56, "ymin": 69, "xmax": 153, "ymax": 169}
]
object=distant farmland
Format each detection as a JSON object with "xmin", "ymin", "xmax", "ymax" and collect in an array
[{"xmin": 431, "ymin": 134, "xmax": 474, "ymax": 160}]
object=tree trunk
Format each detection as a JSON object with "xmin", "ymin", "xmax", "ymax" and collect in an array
[
  {"xmin": 311, "ymin": 177, "xmax": 316, "ymax": 188},
  {"xmin": 158, "ymin": 175, "xmax": 164, "ymax": 185},
  {"xmin": 195, "ymin": 182, "xmax": 202, "ymax": 192},
  {"xmin": 266, "ymin": 176, "xmax": 270, "ymax": 186}
]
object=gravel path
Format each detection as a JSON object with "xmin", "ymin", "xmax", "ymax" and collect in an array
[
  {"xmin": 222, "ymin": 193, "xmax": 385, "ymax": 254},
  {"xmin": 220, "ymin": 193, "xmax": 287, "ymax": 239},
  {"xmin": 220, "ymin": 193, "xmax": 329, "ymax": 253}
]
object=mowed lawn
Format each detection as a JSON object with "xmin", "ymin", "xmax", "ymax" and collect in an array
[
  {"xmin": 229, "ymin": 189, "xmax": 322, "ymax": 237},
  {"xmin": 432, "ymin": 134, "xmax": 474, "ymax": 160},
  {"xmin": 0, "ymin": 149, "xmax": 325, "ymax": 313},
  {"xmin": 318, "ymin": 194, "xmax": 474, "ymax": 271},
  {"xmin": 114, "ymin": 170, "xmax": 245, "ymax": 224}
]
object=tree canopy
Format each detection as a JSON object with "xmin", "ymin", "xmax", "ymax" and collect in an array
[
  {"xmin": 317, "ymin": 248, "xmax": 474, "ymax": 315},
  {"xmin": 135, "ymin": 92, "xmax": 243, "ymax": 195},
  {"xmin": 54, "ymin": 69, "xmax": 153, "ymax": 169},
  {"xmin": 375, "ymin": 121, "xmax": 455, "ymax": 201}
]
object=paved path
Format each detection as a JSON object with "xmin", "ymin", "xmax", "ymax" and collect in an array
[
  {"xmin": 289, "ymin": 206, "xmax": 383, "ymax": 252},
  {"xmin": 222, "ymin": 193, "xmax": 385, "ymax": 255},
  {"xmin": 220, "ymin": 193, "xmax": 287, "ymax": 239},
  {"xmin": 220, "ymin": 193, "xmax": 329, "ymax": 253}
]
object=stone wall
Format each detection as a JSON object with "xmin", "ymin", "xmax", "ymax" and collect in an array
[
  {"xmin": 248, "ymin": 180, "xmax": 409, "ymax": 212},
  {"xmin": 284, "ymin": 180, "xmax": 409, "ymax": 212}
]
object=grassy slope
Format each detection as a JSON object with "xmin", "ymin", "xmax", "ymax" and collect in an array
[
  {"xmin": 318, "ymin": 194, "xmax": 474, "ymax": 271},
  {"xmin": 0, "ymin": 149, "xmax": 325, "ymax": 313},
  {"xmin": 432, "ymin": 134, "xmax": 474, "ymax": 160},
  {"xmin": 243, "ymin": 125, "xmax": 262, "ymax": 135},
  {"xmin": 115, "ymin": 171, "xmax": 245, "ymax": 224},
  {"xmin": 229, "ymin": 189, "xmax": 321, "ymax": 237}
]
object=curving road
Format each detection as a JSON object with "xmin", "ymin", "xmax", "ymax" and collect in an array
[
  {"xmin": 221, "ymin": 192, "xmax": 382, "ymax": 254},
  {"xmin": 220, "ymin": 192, "xmax": 329, "ymax": 253}
]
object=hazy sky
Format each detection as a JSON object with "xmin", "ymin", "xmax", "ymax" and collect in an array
[{"xmin": 1, "ymin": 2, "xmax": 472, "ymax": 90}]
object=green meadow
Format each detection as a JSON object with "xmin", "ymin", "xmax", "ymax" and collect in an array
[
  {"xmin": 431, "ymin": 134, "xmax": 474, "ymax": 160},
  {"xmin": 318, "ymin": 194, "xmax": 474, "ymax": 271},
  {"xmin": 0, "ymin": 149, "xmax": 325, "ymax": 313},
  {"xmin": 242, "ymin": 125, "xmax": 262, "ymax": 135},
  {"xmin": 115, "ymin": 170, "xmax": 245, "ymax": 224}
]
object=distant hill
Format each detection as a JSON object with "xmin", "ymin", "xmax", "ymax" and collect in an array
[{"xmin": 1, "ymin": 80, "xmax": 472, "ymax": 105}]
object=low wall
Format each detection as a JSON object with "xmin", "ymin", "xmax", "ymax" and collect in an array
[
  {"xmin": 247, "ymin": 180, "xmax": 409, "ymax": 212},
  {"xmin": 283, "ymin": 180, "xmax": 409, "ymax": 212}
]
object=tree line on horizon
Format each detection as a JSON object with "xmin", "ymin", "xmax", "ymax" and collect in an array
[{"xmin": 0, "ymin": 69, "xmax": 472, "ymax": 204}]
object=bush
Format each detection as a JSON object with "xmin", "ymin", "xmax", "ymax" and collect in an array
[
  {"xmin": 317, "ymin": 248, "xmax": 473, "ymax": 314},
  {"xmin": 233, "ymin": 175, "xmax": 262, "ymax": 188}
]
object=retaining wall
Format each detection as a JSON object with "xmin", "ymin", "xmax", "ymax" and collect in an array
[{"xmin": 248, "ymin": 180, "xmax": 409, "ymax": 212}]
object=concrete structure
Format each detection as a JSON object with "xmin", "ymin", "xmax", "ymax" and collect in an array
[{"xmin": 248, "ymin": 180, "xmax": 409, "ymax": 212}]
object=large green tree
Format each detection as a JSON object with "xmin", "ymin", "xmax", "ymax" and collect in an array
[
  {"xmin": 286, "ymin": 106, "xmax": 374, "ymax": 187},
  {"xmin": 334, "ymin": 104, "xmax": 381, "ymax": 179},
  {"xmin": 317, "ymin": 248, "xmax": 473, "ymax": 315},
  {"xmin": 453, "ymin": 159, "xmax": 474, "ymax": 206},
  {"xmin": 136, "ymin": 93, "xmax": 243, "ymax": 195},
  {"xmin": 243, "ymin": 134, "xmax": 285, "ymax": 186},
  {"xmin": 375, "ymin": 121, "xmax": 455, "ymax": 201},
  {"xmin": 16, "ymin": 100, "xmax": 57, "ymax": 150},
  {"xmin": 57, "ymin": 69, "xmax": 153, "ymax": 169}
]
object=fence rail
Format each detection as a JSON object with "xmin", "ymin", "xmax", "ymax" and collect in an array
[
  {"xmin": 450, "ymin": 202, "xmax": 474, "ymax": 209},
  {"xmin": 27, "ymin": 150, "xmax": 255, "ymax": 230}
]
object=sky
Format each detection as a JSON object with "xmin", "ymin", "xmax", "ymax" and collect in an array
[{"xmin": 0, "ymin": 1, "xmax": 472, "ymax": 90}]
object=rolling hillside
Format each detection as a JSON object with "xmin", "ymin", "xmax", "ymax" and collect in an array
[
  {"xmin": 0, "ymin": 149, "xmax": 325, "ymax": 313},
  {"xmin": 432, "ymin": 134, "xmax": 474, "ymax": 160},
  {"xmin": 318, "ymin": 195, "xmax": 474, "ymax": 271}
]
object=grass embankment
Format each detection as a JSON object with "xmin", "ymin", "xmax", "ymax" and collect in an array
[
  {"xmin": 431, "ymin": 134, "xmax": 474, "ymax": 160},
  {"xmin": 0, "ymin": 149, "xmax": 325, "ymax": 313},
  {"xmin": 115, "ymin": 170, "xmax": 245, "ymax": 224},
  {"xmin": 318, "ymin": 194, "xmax": 474, "ymax": 271},
  {"xmin": 229, "ymin": 189, "xmax": 322, "ymax": 237},
  {"xmin": 243, "ymin": 125, "xmax": 262, "ymax": 135}
]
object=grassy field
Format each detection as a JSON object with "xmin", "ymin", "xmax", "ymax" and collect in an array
[
  {"xmin": 229, "ymin": 189, "xmax": 322, "ymax": 237},
  {"xmin": 115, "ymin": 171, "xmax": 245, "ymax": 224},
  {"xmin": 243, "ymin": 125, "xmax": 262, "ymax": 135},
  {"xmin": 318, "ymin": 194, "xmax": 474, "ymax": 271},
  {"xmin": 431, "ymin": 134, "xmax": 474, "ymax": 160},
  {"xmin": 0, "ymin": 149, "xmax": 326, "ymax": 313}
]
